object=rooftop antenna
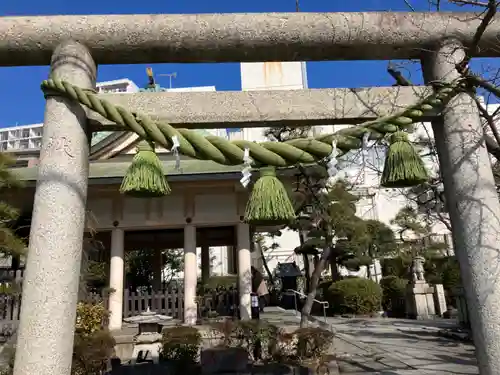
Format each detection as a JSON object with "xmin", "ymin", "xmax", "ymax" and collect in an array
[{"xmin": 158, "ymin": 72, "xmax": 178, "ymax": 89}]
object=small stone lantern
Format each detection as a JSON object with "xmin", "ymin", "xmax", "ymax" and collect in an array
[{"xmin": 123, "ymin": 307, "xmax": 173, "ymax": 364}]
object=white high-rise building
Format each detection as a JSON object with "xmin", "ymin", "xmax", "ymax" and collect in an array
[{"xmin": 0, "ymin": 79, "xmax": 140, "ymax": 152}]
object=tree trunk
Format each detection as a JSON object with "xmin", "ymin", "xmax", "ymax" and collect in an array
[
  {"xmin": 302, "ymin": 254, "xmax": 312, "ymax": 293},
  {"xmin": 330, "ymin": 257, "xmax": 342, "ymax": 281},
  {"xmin": 300, "ymin": 244, "xmax": 332, "ymax": 328},
  {"xmin": 299, "ymin": 232, "xmax": 312, "ymax": 292},
  {"xmin": 255, "ymin": 239, "xmax": 274, "ymax": 285}
]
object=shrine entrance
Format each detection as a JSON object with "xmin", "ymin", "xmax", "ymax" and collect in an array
[{"xmin": 88, "ymin": 225, "xmax": 239, "ymax": 325}]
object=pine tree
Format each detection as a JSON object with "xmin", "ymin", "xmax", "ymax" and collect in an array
[
  {"xmin": 391, "ymin": 205, "xmax": 448, "ymax": 259},
  {"xmin": 293, "ymin": 166, "xmax": 396, "ymax": 326},
  {"xmin": 0, "ymin": 153, "xmax": 27, "ymax": 258}
]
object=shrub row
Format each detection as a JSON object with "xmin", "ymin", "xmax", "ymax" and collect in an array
[
  {"xmin": 318, "ymin": 257, "xmax": 461, "ymax": 317},
  {"xmin": 160, "ymin": 320, "xmax": 334, "ymax": 365}
]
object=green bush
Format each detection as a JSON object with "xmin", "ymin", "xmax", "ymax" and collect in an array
[
  {"xmin": 210, "ymin": 320, "xmax": 334, "ymax": 363},
  {"xmin": 380, "ymin": 276, "xmax": 407, "ymax": 318},
  {"xmin": 160, "ymin": 326, "xmax": 201, "ymax": 365},
  {"xmin": 72, "ymin": 330, "xmax": 116, "ymax": 375},
  {"xmin": 72, "ymin": 302, "xmax": 114, "ymax": 375},
  {"xmin": 210, "ymin": 319, "xmax": 279, "ymax": 361},
  {"xmin": 294, "ymin": 327, "xmax": 334, "ymax": 360},
  {"xmin": 328, "ymin": 278, "xmax": 382, "ymax": 315},
  {"xmin": 441, "ymin": 258, "xmax": 461, "ymax": 291},
  {"xmin": 381, "ymin": 257, "xmax": 411, "ymax": 278},
  {"xmin": 75, "ymin": 302, "xmax": 108, "ymax": 335}
]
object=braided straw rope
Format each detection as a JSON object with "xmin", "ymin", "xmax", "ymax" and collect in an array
[{"xmin": 40, "ymin": 79, "xmax": 462, "ymax": 167}]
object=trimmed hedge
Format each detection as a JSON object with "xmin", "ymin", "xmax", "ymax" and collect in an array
[
  {"xmin": 380, "ymin": 276, "xmax": 407, "ymax": 318},
  {"xmin": 327, "ymin": 278, "xmax": 382, "ymax": 315}
]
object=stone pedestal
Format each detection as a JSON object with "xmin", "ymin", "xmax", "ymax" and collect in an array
[
  {"xmin": 130, "ymin": 334, "xmax": 162, "ymax": 365},
  {"xmin": 453, "ymin": 287, "xmax": 470, "ymax": 328},
  {"xmin": 433, "ymin": 284, "xmax": 447, "ymax": 317},
  {"xmin": 406, "ymin": 281, "xmax": 435, "ymax": 320}
]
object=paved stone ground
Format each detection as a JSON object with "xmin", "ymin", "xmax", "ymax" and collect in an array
[{"xmin": 261, "ymin": 309, "xmax": 478, "ymax": 375}]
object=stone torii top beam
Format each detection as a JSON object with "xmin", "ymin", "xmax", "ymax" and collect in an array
[
  {"xmin": 89, "ymin": 85, "xmax": 435, "ymax": 130},
  {"xmin": 1, "ymin": 12, "xmax": 500, "ymax": 66}
]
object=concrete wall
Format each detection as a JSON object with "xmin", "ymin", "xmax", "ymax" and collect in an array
[{"xmin": 239, "ymin": 62, "xmax": 309, "ymax": 274}]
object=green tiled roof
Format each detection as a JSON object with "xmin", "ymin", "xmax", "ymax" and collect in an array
[
  {"xmin": 91, "ymin": 131, "xmax": 114, "ymax": 146},
  {"xmin": 13, "ymin": 159, "xmax": 242, "ymax": 182}
]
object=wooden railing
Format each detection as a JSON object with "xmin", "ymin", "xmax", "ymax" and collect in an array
[
  {"xmin": 0, "ymin": 284, "xmax": 240, "ymax": 333},
  {"xmin": 0, "ymin": 294, "xmax": 21, "ymax": 338},
  {"xmin": 123, "ymin": 289, "xmax": 184, "ymax": 319}
]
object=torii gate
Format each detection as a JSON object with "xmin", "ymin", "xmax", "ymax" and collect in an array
[{"xmin": 2, "ymin": 11, "xmax": 500, "ymax": 375}]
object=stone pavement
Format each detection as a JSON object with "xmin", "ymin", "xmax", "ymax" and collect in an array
[{"xmin": 261, "ymin": 308, "xmax": 478, "ymax": 375}]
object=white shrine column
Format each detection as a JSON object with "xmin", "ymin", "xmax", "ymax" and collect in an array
[
  {"xmin": 184, "ymin": 224, "xmax": 197, "ymax": 325},
  {"xmin": 201, "ymin": 245, "xmax": 211, "ymax": 283},
  {"xmin": 108, "ymin": 228, "xmax": 125, "ymax": 331},
  {"xmin": 237, "ymin": 223, "xmax": 252, "ymax": 320}
]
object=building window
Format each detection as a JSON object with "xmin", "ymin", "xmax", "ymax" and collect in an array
[
  {"xmin": 0, "ymin": 133, "xmax": 7, "ymax": 141},
  {"xmin": 22, "ymin": 129, "xmax": 30, "ymax": 138},
  {"xmin": 0, "ymin": 142, "xmax": 6, "ymax": 151},
  {"xmin": 19, "ymin": 140, "xmax": 29, "ymax": 149},
  {"xmin": 31, "ymin": 139, "xmax": 41, "ymax": 149},
  {"xmin": 32, "ymin": 128, "xmax": 42, "ymax": 137}
]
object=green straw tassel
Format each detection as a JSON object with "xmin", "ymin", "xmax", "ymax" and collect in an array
[
  {"xmin": 244, "ymin": 166, "xmax": 296, "ymax": 226},
  {"xmin": 380, "ymin": 131, "xmax": 428, "ymax": 188},
  {"xmin": 120, "ymin": 141, "xmax": 171, "ymax": 197}
]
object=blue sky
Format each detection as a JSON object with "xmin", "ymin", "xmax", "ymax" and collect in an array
[{"xmin": 0, "ymin": 0, "xmax": 488, "ymax": 127}]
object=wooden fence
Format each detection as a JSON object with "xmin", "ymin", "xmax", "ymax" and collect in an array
[
  {"xmin": 123, "ymin": 289, "xmax": 184, "ymax": 319},
  {"xmin": 0, "ymin": 288, "xmax": 239, "ymax": 332},
  {"xmin": 0, "ymin": 295, "xmax": 21, "ymax": 337},
  {"xmin": 0, "ymin": 266, "xmax": 240, "ymax": 334},
  {"xmin": 0, "ymin": 269, "xmax": 24, "ymax": 337}
]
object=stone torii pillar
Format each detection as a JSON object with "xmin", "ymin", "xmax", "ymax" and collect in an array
[
  {"xmin": 13, "ymin": 41, "xmax": 96, "ymax": 375},
  {"xmin": 423, "ymin": 39, "xmax": 500, "ymax": 375}
]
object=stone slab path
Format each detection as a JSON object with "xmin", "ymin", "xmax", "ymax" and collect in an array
[
  {"xmin": 261, "ymin": 309, "xmax": 478, "ymax": 375},
  {"xmin": 331, "ymin": 317, "xmax": 477, "ymax": 374}
]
